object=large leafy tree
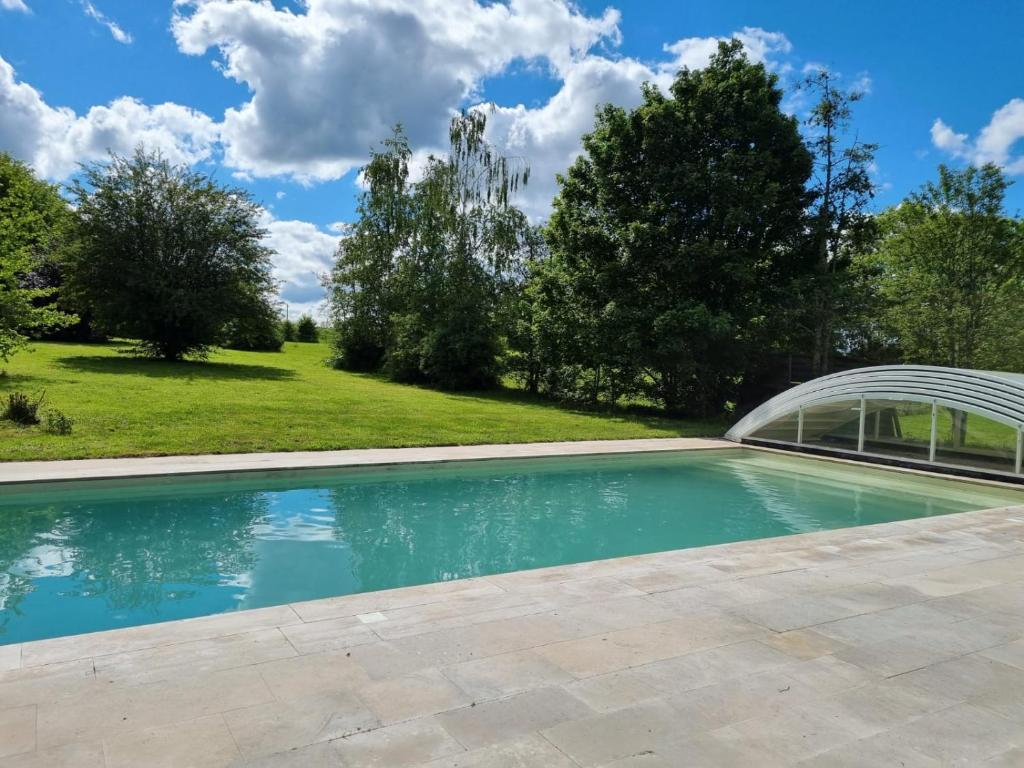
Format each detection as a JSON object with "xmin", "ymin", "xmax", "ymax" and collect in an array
[
  {"xmin": 862, "ymin": 164, "xmax": 1024, "ymax": 371},
  {"xmin": 537, "ymin": 41, "xmax": 813, "ymax": 415},
  {"xmin": 329, "ymin": 113, "xmax": 532, "ymax": 389},
  {"xmin": 0, "ymin": 153, "xmax": 75, "ymax": 362},
  {"xmin": 800, "ymin": 70, "xmax": 878, "ymax": 376},
  {"xmin": 68, "ymin": 149, "xmax": 276, "ymax": 360}
]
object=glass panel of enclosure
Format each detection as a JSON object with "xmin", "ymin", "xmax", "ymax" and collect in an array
[
  {"xmin": 798, "ymin": 400, "xmax": 863, "ymax": 451},
  {"xmin": 747, "ymin": 411, "xmax": 800, "ymax": 442},
  {"xmin": 933, "ymin": 407, "xmax": 1018, "ymax": 474},
  {"xmin": 861, "ymin": 399, "xmax": 934, "ymax": 462}
]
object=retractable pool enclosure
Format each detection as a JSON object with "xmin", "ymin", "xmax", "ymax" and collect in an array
[{"xmin": 727, "ymin": 366, "xmax": 1024, "ymax": 480}]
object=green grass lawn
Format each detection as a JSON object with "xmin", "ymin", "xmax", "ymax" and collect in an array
[{"xmin": 0, "ymin": 340, "xmax": 725, "ymax": 461}]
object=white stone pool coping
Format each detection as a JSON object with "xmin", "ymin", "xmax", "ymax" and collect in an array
[{"xmin": 0, "ymin": 437, "xmax": 734, "ymax": 484}]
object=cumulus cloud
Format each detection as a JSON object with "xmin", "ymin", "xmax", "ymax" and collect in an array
[
  {"xmin": 260, "ymin": 213, "xmax": 339, "ymax": 320},
  {"xmin": 932, "ymin": 99, "xmax": 1024, "ymax": 175},
  {"xmin": 80, "ymin": 0, "xmax": 132, "ymax": 44},
  {"xmin": 661, "ymin": 26, "xmax": 791, "ymax": 74},
  {"xmin": 1, "ymin": 0, "xmax": 29, "ymax": 12},
  {"xmin": 171, "ymin": 0, "xmax": 620, "ymax": 182},
  {"xmin": 482, "ymin": 28, "xmax": 794, "ymax": 218},
  {"xmin": 0, "ymin": 55, "xmax": 218, "ymax": 179}
]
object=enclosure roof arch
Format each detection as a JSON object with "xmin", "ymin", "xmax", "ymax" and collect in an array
[{"xmin": 727, "ymin": 365, "xmax": 1024, "ymax": 443}]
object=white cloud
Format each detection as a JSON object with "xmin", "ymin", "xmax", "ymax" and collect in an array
[
  {"xmin": 932, "ymin": 99, "xmax": 1024, "ymax": 174},
  {"xmin": 662, "ymin": 26, "xmax": 790, "ymax": 74},
  {"xmin": 1, "ymin": 0, "xmax": 29, "ymax": 12},
  {"xmin": 80, "ymin": 0, "xmax": 132, "ymax": 44},
  {"xmin": 0, "ymin": 56, "xmax": 218, "ymax": 179},
  {"xmin": 171, "ymin": 0, "xmax": 621, "ymax": 182},
  {"xmin": 260, "ymin": 212, "xmax": 339, "ymax": 320},
  {"xmin": 483, "ymin": 27, "xmax": 794, "ymax": 219}
]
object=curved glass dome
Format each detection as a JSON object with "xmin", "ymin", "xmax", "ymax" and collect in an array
[{"xmin": 727, "ymin": 366, "xmax": 1024, "ymax": 480}]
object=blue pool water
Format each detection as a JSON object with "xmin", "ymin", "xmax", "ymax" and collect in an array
[{"xmin": 1, "ymin": 448, "xmax": 1021, "ymax": 644}]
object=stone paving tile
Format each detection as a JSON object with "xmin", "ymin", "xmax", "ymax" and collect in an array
[
  {"xmin": 758, "ymin": 627, "xmax": 849, "ymax": 660},
  {"xmin": 223, "ymin": 690, "xmax": 377, "ymax": 758},
  {"xmin": 882, "ymin": 702, "xmax": 1024, "ymax": 764},
  {"xmin": 441, "ymin": 649, "xmax": 574, "ymax": 700},
  {"xmin": 795, "ymin": 733, "xmax": 942, "ymax": 767},
  {"xmin": 540, "ymin": 698, "xmax": 697, "ymax": 767},
  {"xmin": 255, "ymin": 648, "xmax": 371, "ymax": 702},
  {"xmin": 355, "ymin": 668, "xmax": 472, "ymax": 723},
  {"xmin": 437, "ymin": 687, "xmax": 594, "ymax": 751},
  {"xmin": 230, "ymin": 741, "xmax": 338, "ymax": 768},
  {"xmin": 418, "ymin": 733, "xmax": 579, "ymax": 767},
  {"xmin": 331, "ymin": 717, "xmax": 465, "ymax": 767},
  {"xmin": 278, "ymin": 616, "xmax": 380, "ymax": 655},
  {"xmin": 20, "ymin": 605, "xmax": 303, "ymax": 668},
  {"xmin": 0, "ymin": 644, "xmax": 21, "ymax": 673},
  {"xmin": 0, "ymin": 704, "xmax": 36, "ymax": 758},
  {"xmin": 36, "ymin": 665, "xmax": 274, "ymax": 749},
  {"xmin": 0, "ymin": 659, "xmax": 98, "ymax": 710},
  {"xmin": 93, "ymin": 627, "xmax": 299, "ymax": 684},
  {"xmin": 103, "ymin": 713, "xmax": 240, "ymax": 768},
  {"xmin": 0, "ymin": 741, "xmax": 107, "ymax": 768},
  {"xmin": 711, "ymin": 705, "xmax": 865, "ymax": 764}
]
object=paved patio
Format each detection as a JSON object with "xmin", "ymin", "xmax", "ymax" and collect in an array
[{"xmin": 2, "ymin": 496, "xmax": 1023, "ymax": 766}]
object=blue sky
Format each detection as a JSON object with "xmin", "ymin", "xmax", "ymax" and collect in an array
[{"xmin": 2, "ymin": 1, "xmax": 1022, "ymax": 315}]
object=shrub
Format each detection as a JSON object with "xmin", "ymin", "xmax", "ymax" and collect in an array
[
  {"xmin": 296, "ymin": 315, "xmax": 319, "ymax": 343},
  {"xmin": 44, "ymin": 409, "xmax": 74, "ymax": 435},
  {"xmin": 223, "ymin": 298, "xmax": 285, "ymax": 352},
  {"xmin": 3, "ymin": 391, "xmax": 44, "ymax": 425},
  {"xmin": 281, "ymin": 319, "xmax": 297, "ymax": 342}
]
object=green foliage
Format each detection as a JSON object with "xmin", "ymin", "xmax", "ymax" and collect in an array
[
  {"xmin": 44, "ymin": 409, "xmax": 74, "ymax": 435},
  {"xmin": 858, "ymin": 164, "xmax": 1024, "ymax": 371},
  {"xmin": 530, "ymin": 41, "xmax": 813, "ymax": 415},
  {"xmin": 329, "ymin": 113, "xmax": 533, "ymax": 389},
  {"xmin": 223, "ymin": 297, "xmax": 285, "ymax": 352},
  {"xmin": 296, "ymin": 314, "xmax": 319, "ymax": 343},
  {"xmin": 3, "ymin": 390, "xmax": 44, "ymax": 425},
  {"xmin": 799, "ymin": 70, "xmax": 878, "ymax": 376},
  {"xmin": 281, "ymin": 319, "xmax": 297, "ymax": 342},
  {"xmin": 67, "ymin": 148, "xmax": 277, "ymax": 361},
  {"xmin": 0, "ymin": 153, "xmax": 76, "ymax": 362}
]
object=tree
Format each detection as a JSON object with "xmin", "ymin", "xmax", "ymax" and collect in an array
[
  {"xmin": 328, "ymin": 114, "xmax": 532, "ymax": 389},
  {"xmin": 328, "ymin": 129, "xmax": 412, "ymax": 371},
  {"xmin": 296, "ymin": 314, "xmax": 319, "ymax": 343},
  {"xmin": 223, "ymin": 296, "xmax": 284, "ymax": 352},
  {"xmin": 800, "ymin": 69, "xmax": 878, "ymax": 376},
  {"xmin": 537, "ymin": 41, "xmax": 813, "ymax": 414},
  {"xmin": 863, "ymin": 164, "xmax": 1024, "ymax": 372},
  {"xmin": 68, "ymin": 148, "xmax": 276, "ymax": 360},
  {"xmin": 281, "ymin": 318, "xmax": 297, "ymax": 342},
  {"xmin": 0, "ymin": 153, "xmax": 75, "ymax": 362}
]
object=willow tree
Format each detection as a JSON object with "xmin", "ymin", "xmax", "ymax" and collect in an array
[{"xmin": 329, "ymin": 112, "xmax": 531, "ymax": 389}]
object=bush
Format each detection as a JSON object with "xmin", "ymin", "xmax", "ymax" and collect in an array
[
  {"xmin": 281, "ymin": 319, "xmax": 297, "ymax": 342},
  {"xmin": 44, "ymin": 409, "xmax": 74, "ymax": 435},
  {"xmin": 223, "ymin": 299, "xmax": 285, "ymax": 352},
  {"xmin": 3, "ymin": 391, "xmax": 44, "ymax": 425},
  {"xmin": 296, "ymin": 315, "xmax": 319, "ymax": 343}
]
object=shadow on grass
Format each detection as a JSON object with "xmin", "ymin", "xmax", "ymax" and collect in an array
[
  {"xmin": 342, "ymin": 370, "xmax": 728, "ymax": 436},
  {"xmin": 55, "ymin": 355, "xmax": 297, "ymax": 382}
]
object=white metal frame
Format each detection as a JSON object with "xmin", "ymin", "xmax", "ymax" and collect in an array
[{"xmin": 727, "ymin": 365, "xmax": 1024, "ymax": 476}]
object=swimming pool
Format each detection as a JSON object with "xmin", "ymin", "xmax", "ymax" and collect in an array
[{"xmin": 2, "ymin": 448, "xmax": 1022, "ymax": 644}]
